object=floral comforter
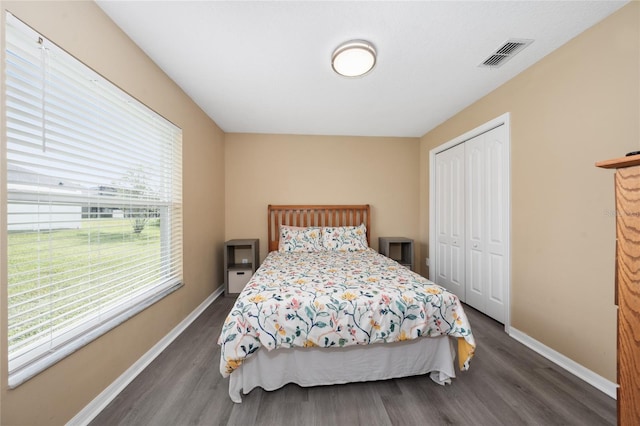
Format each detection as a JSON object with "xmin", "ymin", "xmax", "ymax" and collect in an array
[{"xmin": 218, "ymin": 248, "xmax": 475, "ymax": 377}]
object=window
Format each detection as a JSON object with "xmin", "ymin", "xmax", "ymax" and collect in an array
[{"xmin": 5, "ymin": 14, "xmax": 183, "ymax": 387}]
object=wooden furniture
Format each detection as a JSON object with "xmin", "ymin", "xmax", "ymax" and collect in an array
[
  {"xmin": 267, "ymin": 204, "xmax": 370, "ymax": 252},
  {"xmin": 596, "ymin": 155, "xmax": 640, "ymax": 425},
  {"xmin": 379, "ymin": 237, "xmax": 414, "ymax": 271},
  {"xmin": 224, "ymin": 239, "xmax": 259, "ymax": 296}
]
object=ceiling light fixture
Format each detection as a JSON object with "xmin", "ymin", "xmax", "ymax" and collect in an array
[{"xmin": 331, "ymin": 40, "xmax": 376, "ymax": 78}]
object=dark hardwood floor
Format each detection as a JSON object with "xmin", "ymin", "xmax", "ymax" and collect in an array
[{"xmin": 90, "ymin": 296, "xmax": 616, "ymax": 426}]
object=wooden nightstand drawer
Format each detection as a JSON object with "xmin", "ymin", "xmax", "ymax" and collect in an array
[{"xmin": 228, "ymin": 269, "xmax": 252, "ymax": 293}]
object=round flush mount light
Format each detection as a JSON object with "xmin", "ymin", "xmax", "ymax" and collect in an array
[{"xmin": 331, "ymin": 40, "xmax": 376, "ymax": 78}]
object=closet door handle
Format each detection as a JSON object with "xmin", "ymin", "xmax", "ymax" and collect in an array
[{"xmin": 473, "ymin": 243, "xmax": 478, "ymax": 248}]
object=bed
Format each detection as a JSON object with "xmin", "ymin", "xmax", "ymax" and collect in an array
[{"xmin": 218, "ymin": 205, "xmax": 475, "ymax": 403}]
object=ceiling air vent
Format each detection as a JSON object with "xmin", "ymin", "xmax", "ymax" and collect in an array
[{"xmin": 479, "ymin": 38, "xmax": 534, "ymax": 68}]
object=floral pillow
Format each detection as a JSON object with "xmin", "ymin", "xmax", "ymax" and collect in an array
[
  {"xmin": 278, "ymin": 225, "xmax": 324, "ymax": 252},
  {"xmin": 321, "ymin": 224, "xmax": 368, "ymax": 252}
]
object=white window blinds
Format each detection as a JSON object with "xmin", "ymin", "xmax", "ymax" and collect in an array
[{"xmin": 5, "ymin": 13, "xmax": 183, "ymax": 387}]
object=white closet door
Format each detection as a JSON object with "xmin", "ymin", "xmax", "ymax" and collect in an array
[
  {"xmin": 465, "ymin": 135, "xmax": 485, "ymax": 310},
  {"xmin": 465, "ymin": 125, "xmax": 507, "ymax": 323},
  {"xmin": 434, "ymin": 143, "xmax": 466, "ymax": 300}
]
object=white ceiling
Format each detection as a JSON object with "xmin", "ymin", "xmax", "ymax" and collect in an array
[{"xmin": 96, "ymin": 1, "xmax": 628, "ymax": 138}]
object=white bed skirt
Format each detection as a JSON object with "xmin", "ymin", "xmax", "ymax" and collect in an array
[{"xmin": 228, "ymin": 336, "xmax": 457, "ymax": 403}]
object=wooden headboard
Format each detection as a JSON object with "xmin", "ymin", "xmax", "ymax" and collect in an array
[{"xmin": 268, "ymin": 205, "xmax": 371, "ymax": 252}]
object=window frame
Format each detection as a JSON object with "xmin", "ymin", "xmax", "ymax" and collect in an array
[{"xmin": 4, "ymin": 13, "xmax": 184, "ymax": 388}]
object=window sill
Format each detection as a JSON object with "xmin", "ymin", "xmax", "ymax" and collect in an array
[{"xmin": 8, "ymin": 282, "xmax": 183, "ymax": 389}]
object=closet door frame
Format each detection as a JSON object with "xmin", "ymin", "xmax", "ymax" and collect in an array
[{"xmin": 429, "ymin": 112, "xmax": 511, "ymax": 332}]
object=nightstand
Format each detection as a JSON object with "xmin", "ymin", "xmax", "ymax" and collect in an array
[
  {"xmin": 379, "ymin": 237, "xmax": 414, "ymax": 271},
  {"xmin": 224, "ymin": 239, "xmax": 259, "ymax": 296}
]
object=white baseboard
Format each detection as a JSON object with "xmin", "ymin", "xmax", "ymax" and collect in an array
[
  {"xmin": 66, "ymin": 286, "xmax": 225, "ymax": 426},
  {"xmin": 509, "ymin": 327, "xmax": 617, "ymax": 399}
]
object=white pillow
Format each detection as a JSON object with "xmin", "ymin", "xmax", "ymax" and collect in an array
[
  {"xmin": 321, "ymin": 224, "xmax": 368, "ymax": 252},
  {"xmin": 278, "ymin": 225, "xmax": 324, "ymax": 252}
]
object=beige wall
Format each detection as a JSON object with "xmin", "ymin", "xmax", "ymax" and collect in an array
[
  {"xmin": 225, "ymin": 134, "xmax": 420, "ymax": 262},
  {"xmin": 0, "ymin": 2, "xmax": 225, "ymax": 425},
  {"xmin": 419, "ymin": 2, "xmax": 639, "ymax": 382},
  {"xmin": 0, "ymin": 1, "xmax": 637, "ymax": 423}
]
